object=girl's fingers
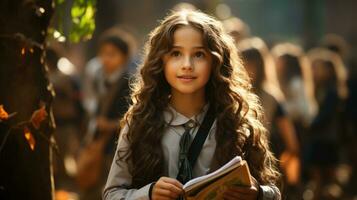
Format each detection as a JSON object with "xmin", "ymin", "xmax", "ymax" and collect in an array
[
  {"xmin": 159, "ymin": 177, "xmax": 183, "ymax": 195},
  {"xmin": 153, "ymin": 189, "xmax": 177, "ymax": 200},
  {"xmin": 152, "ymin": 177, "xmax": 183, "ymax": 200},
  {"xmin": 155, "ymin": 188, "xmax": 178, "ymax": 199},
  {"xmin": 162, "ymin": 177, "xmax": 183, "ymax": 188},
  {"xmin": 250, "ymin": 176, "xmax": 260, "ymax": 188},
  {"xmin": 160, "ymin": 182, "xmax": 183, "ymax": 195}
]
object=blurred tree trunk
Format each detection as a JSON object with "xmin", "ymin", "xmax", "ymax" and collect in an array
[{"xmin": 0, "ymin": 0, "xmax": 55, "ymax": 200}]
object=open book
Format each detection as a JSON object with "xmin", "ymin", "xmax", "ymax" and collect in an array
[{"xmin": 183, "ymin": 156, "xmax": 252, "ymax": 200}]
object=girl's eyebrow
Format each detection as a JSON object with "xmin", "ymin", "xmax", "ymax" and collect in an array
[{"xmin": 172, "ymin": 45, "xmax": 205, "ymax": 49}]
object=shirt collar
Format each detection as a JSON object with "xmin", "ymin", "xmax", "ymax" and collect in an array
[{"xmin": 163, "ymin": 104, "xmax": 209, "ymax": 126}]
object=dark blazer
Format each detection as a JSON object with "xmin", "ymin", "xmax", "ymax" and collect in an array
[{"xmin": 94, "ymin": 69, "xmax": 131, "ymax": 155}]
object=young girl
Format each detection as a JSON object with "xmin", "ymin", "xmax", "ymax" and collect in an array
[{"xmin": 103, "ymin": 10, "xmax": 281, "ymax": 200}]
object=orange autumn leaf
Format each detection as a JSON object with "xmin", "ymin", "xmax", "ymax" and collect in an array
[
  {"xmin": 24, "ymin": 127, "xmax": 36, "ymax": 151},
  {"xmin": 31, "ymin": 105, "xmax": 47, "ymax": 129},
  {"xmin": 0, "ymin": 105, "xmax": 9, "ymax": 121}
]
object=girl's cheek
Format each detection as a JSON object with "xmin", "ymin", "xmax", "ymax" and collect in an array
[{"xmin": 171, "ymin": 59, "xmax": 184, "ymax": 68}]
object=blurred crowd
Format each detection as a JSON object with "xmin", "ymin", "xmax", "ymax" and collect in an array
[{"xmin": 47, "ymin": 3, "xmax": 357, "ymax": 200}]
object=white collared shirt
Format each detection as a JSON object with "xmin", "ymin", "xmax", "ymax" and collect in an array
[{"xmin": 161, "ymin": 104, "xmax": 216, "ymax": 179}]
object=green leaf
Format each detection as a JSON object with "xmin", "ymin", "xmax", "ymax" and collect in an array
[
  {"xmin": 69, "ymin": 0, "xmax": 96, "ymax": 42},
  {"xmin": 51, "ymin": 0, "xmax": 96, "ymax": 43},
  {"xmin": 71, "ymin": 6, "xmax": 86, "ymax": 18}
]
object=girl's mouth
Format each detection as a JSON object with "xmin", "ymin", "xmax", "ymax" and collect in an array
[{"xmin": 177, "ymin": 75, "xmax": 197, "ymax": 82}]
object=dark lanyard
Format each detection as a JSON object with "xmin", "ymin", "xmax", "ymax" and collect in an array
[{"xmin": 176, "ymin": 106, "xmax": 215, "ymax": 181}]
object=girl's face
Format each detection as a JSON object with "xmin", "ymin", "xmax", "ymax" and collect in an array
[
  {"xmin": 98, "ymin": 43, "xmax": 127, "ymax": 75},
  {"xmin": 163, "ymin": 26, "xmax": 212, "ymax": 97}
]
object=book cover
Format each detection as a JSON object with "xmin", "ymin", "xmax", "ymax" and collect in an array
[{"xmin": 183, "ymin": 156, "xmax": 252, "ymax": 200}]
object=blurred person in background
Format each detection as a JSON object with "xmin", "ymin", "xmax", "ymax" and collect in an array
[
  {"xmin": 271, "ymin": 43, "xmax": 317, "ymax": 127},
  {"xmin": 320, "ymin": 34, "xmax": 349, "ymax": 63},
  {"xmin": 271, "ymin": 43, "xmax": 318, "ymax": 187},
  {"xmin": 46, "ymin": 47, "xmax": 84, "ymax": 199},
  {"xmin": 344, "ymin": 54, "xmax": 357, "ymax": 198},
  {"xmin": 320, "ymin": 34, "xmax": 357, "ymax": 197},
  {"xmin": 238, "ymin": 37, "xmax": 301, "ymax": 199},
  {"xmin": 307, "ymin": 48, "xmax": 349, "ymax": 200},
  {"xmin": 172, "ymin": 2, "xmax": 197, "ymax": 11},
  {"xmin": 76, "ymin": 27, "xmax": 135, "ymax": 200},
  {"xmin": 222, "ymin": 16, "xmax": 250, "ymax": 45},
  {"xmin": 82, "ymin": 27, "xmax": 137, "ymax": 117}
]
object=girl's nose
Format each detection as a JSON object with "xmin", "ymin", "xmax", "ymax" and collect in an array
[{"xmin": 182, "ymin": 56, "xmax": 193, "ymax": 70}]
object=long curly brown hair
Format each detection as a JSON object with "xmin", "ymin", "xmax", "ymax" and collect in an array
[{"xmin": 117, "ymin": 10, "xmax": 280, "ymax": 188}]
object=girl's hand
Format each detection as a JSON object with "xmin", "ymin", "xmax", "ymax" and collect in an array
[
  {"xmin": 151, "ymin": 177, "xmax": 183, "ymax": 200},
  {"xmin": 222, "ymin": 176, "xmax": 259, "ymax": 200}
]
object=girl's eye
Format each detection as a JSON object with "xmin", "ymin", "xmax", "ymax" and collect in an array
[
  {"xmin": 170, "ymin": 51, "xmax": 181, "ymax": 57},
  {"xmin": 194, "ymin": 51, "xmax": 206, "ymax": 58}
]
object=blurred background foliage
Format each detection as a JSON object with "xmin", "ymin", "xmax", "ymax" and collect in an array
[{"xmin": 50, "ymin": 0, "xmax": 96, "ymax": 43}]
